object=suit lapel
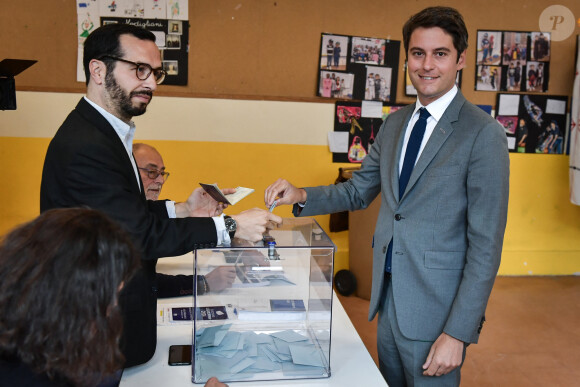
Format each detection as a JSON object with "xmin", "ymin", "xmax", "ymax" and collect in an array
[
  {"xmin": 400, "ymin": 92, "xmax": 466, "ymax": 201},
  {"xmin": 390, "ymin": 106, "xmax": 415, "ymax": 201},
  {"xmin": 75, "ymin": 98, "xmax": 142, "ymax": 194}
]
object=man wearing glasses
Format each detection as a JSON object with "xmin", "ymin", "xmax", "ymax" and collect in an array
[
  {"xmin": 40, "ymin": 23, "xmax": 280, "ymax": 369},
  {"xmin": 133, "ymin": 142, "xmax": 237, "ymax": 297}
]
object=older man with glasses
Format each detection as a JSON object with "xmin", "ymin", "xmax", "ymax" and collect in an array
[
  {"xmin": 133, "ymin": 142, "xmax": 237, "ymax": 298},
  {"xmin": 40, "ymin": 23, "xmax": 280, "ymax": 371}
]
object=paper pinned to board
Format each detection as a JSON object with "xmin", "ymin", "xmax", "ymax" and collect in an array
[{"xmin": 328, "ymin": 131, "xmax": 349, "ymax": 153}]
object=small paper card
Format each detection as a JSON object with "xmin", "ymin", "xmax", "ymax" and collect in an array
[{"xmin": 200, "ymin": 183, "xmax": 254, "ymax": 205}]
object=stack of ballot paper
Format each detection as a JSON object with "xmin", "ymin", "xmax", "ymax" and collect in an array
[{"xmin": 194, "ymin": 324, "xmax": 329, "ymax": 382}]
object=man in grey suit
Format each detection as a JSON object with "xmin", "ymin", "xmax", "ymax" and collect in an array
[{"xmin": 265, "ymin": 6, "xmax": 509, "ymax": 386}]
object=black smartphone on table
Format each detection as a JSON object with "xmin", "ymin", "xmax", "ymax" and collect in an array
[{"xmin": 168, "ymin": 344, "xmax": 192, "ymax": 366}]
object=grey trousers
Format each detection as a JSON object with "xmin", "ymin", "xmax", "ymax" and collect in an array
[{"xmin": 377, "ymin": 276, "xmax": 465, "ymax": 387}]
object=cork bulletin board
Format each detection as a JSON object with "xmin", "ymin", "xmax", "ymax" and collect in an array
[{"xmin": 0, "ymin": 0, "xmax": 577, "ymax": 107}]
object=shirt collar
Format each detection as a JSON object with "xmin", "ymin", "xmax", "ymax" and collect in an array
[
  {"xmin": 84, "ymin": 96, "xmax": 136, "ymax": 148},
  {"xmin": 412, "ymin": 85, "xmax": 458, "ymax": 122}
]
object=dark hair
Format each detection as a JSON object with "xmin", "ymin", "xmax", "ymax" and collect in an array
[
  {"xmin": 83, "ymin": 23, "xmax": 156, "ymax": 85},
  {"xmin": 0, "ymin": 208, "xmax": 140, "ymax": 386},
  {"xmin": 403, "ymin": 6, "xmax": 468, "ymax": 59}
]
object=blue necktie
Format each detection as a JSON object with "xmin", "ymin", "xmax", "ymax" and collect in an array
[
  {"xmin": 386, "ymin": 107, "xmax": 430, "ymax": 273},
  {"xmin": 399, "ymin": 107, "xmax": 430, "ymax": 199}
]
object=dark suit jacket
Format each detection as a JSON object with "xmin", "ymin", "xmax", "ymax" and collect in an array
[
  {"xmin": 40, "ymin": 98, "xmax": 217, "ymax": 367},
  {"xmin": 297, "ymin": 91, "xmax": 509, "ymax": 344}
]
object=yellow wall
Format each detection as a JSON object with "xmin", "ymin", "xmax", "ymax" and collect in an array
[
  {"xmin": 1, "ymin": 92, "xmax": 579, "ymax": 275},
  {"xmin": 0, "ymin": 136, "xmax": 351, "ymax": 273}
]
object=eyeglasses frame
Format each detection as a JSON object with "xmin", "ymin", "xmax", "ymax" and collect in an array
[
  {"xmin": 138, "ymin": 167, "xmax": 170, "ymax": 181},
  {"xmin": 98, "ymin": 55, "xmax": 166, "ymax": 84}
]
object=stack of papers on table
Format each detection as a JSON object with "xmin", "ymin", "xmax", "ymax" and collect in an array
[{"xmin": 195, "ymin": 325, "xmax": 329, "ymax": 380}]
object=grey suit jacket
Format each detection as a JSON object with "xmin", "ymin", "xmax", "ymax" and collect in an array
[{"xmin": 297, "ymin": 90, "xmax": 509, "ymax": 344}]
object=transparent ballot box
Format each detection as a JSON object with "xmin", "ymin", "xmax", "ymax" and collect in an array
[{"xmin": 192, "ymin": 218, "xmax": 335, "ymax": 384}]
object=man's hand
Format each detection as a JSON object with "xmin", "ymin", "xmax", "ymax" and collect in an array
[
  {"xmin": 204, "ymin": 377, "xmax": 228, "ymax": 387},
  {"xmin": 231, "ymin": 208, "xmax": 282, "ymax": 242},
  {"xmin": 204, "ymin": 266, "xmax": 236, "ymax": 292},
  {"xmin": 422, "ymin": 332, "xmax": 464, "ymax": 377},
  {"xmin": 264, "ymin": 179, "xmax": 307, "ymax": 208},
  {"xmin": 175, "ymin": 188, "xmax": 233, "ymax": 218}
]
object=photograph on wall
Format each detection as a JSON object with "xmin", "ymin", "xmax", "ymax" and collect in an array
[
  {"xmin": 504, "ymin": 60, "xmax": 524, "ymax": 91},
  {"xmin": 496, "ymin": 116, "xmax": 518, "ymax": 135},
  {"xmin": 525, "ymin": 61, "xmax": 547, "ymax": 92},
  {"xmin": 332, "ymin": 101, "xmax": 406, "ymax": 163},
  {"xmin": 495, "ymin": 93, "xmax": 568, "ymax": 153},
  {"xmin": 477, "ymin": 30, "xmax": 502, "ymax": 65},
  {"xmin": 477, "ymin": 30, "xmax": 550, "ymax": 93},
  {"xmin": 319, "ymin": 71, "xmax": 355, "ymax": 99},
  {"xmin": 317, "ymin": 33, "xmax": 400, "ymax": 102},
  {"xmin": 475, "ymin": 65, "xmax": 501, "ymax": 91},
  {"xmin": 163, "ymin": 60, "xmax": 179, "ymax": 75},
  {"xmin": 502, "ymin": 31, "xmax": 528, "ymax": 65},
  {"xmin": 100, "ymin": 17, "xmax": 189, "ymax": 86},
  {"xmin": 530, "ymin": 32, "xmax": 551, "ymax": 61},
  {"xmin": 169, "ymin": 20, "xmax": 182, "ymax": 34},
  {"xmin": 320, "ymin": 34, "xmax": 349, "ymax": 71},
  {"xmin": 351, "ymin": 37, "xmax": 386, "ymax": 65},
  {"xmin": 165, "ymin": 33, "xmax": 181, "ymax": 49},
  {"xmin": 364, "ymin": 66, "xmax": 392, "ymax": 101}
]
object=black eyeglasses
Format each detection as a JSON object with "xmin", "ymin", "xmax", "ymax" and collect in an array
[
  {"xmin": 138, "ymin": 167, "xmax": 170, "ymax": 181},
  {"xmin": 98, "ymin": 55, "xmax": 166, "ymax": 84}
]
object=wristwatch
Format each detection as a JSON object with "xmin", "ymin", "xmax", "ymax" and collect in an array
[{"xmin": 223, "ymin": 215, "xmax": 237, "ymax": 240}]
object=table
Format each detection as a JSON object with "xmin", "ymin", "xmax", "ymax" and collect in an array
[{"xmin": 120, "ymin": 255, "xmax": 386, "ymax": 386}]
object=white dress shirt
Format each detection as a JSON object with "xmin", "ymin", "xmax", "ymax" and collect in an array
[
  {"xmin": 398, "ymin": 86, "xmax": 458, "ymax": 175},
  {"xmin": 84, "ymin": 96, "xmax": 229, "ymax": 244}
]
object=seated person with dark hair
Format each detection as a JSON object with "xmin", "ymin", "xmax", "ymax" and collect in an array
[
  {"xmin": 0, "ymin": 208, "xmax": 228, "ymax": 387},
  {"xmin": 133, "ymin": 143, "xmax": 236, "ymax": 297}
]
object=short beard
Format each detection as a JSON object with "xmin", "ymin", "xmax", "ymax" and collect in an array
[{"xmin": 104, "ymin": 71, "xmax": 152, "ymax": 119}]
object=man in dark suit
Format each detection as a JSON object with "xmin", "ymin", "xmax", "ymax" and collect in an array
[
  {"xmin": 133, "ymin": 142, "xmax": 237, "ymax": 297},
  {"xmin": 265, "ymin": 7, "xmax": 509, "ymax": 386},
  {"xmin": 40, "ymin": 23, "xmax": 281, "ymax": 368}
]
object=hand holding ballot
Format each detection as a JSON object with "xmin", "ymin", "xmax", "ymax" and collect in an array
[
  {"xmin": 264, "ymin": 178, "xmax": 307, "ymax": 208},
  {"xmin": 176, "ymin": 187, "xmax": 234, "ymax": 217},
  {"xmin": 230, "ymin": 208, "xmax": 282, "ymax": 242},
  {"xmin": 200, "ymin": 183, "xmax": 255, "ymax": 205}
]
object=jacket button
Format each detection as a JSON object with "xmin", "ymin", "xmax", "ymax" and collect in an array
[
  {"xmin": 395, "ymin": 214, "xmax": 402, "ymax": 221},
  {"xmin": 382, "ymin": 246, "xmax": 387, "ymax": 254}
]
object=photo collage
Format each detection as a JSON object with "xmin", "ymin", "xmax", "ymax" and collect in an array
[
  {"xmin": 495, "ymin": 93, "xmax": 567, "ymax": 154},
  {"xmin": 318, "ymin": 33, "xmax": 400, "ymax": 103},
  {"xmin": 332, "ymin": 101, "xmax": 405, "ymax": 163},
  {"xmin": 476, "ymin": 30, "xmax": 551, "ymax": 93}
]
